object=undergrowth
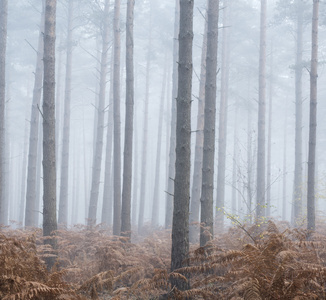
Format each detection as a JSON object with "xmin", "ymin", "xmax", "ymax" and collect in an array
[{"xmin": 1, "ymin": 221, "xmax": 326, "ymax": 299}]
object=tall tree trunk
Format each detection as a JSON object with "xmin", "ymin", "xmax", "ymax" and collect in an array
[
  {"xmin": 266, "ymin": 48, "xmax": 273, "ymax": 217},
  {"xmin": 189, "ymin": 8, "xmax": 207, "ymax": 244},
  {"xmin": 121, "ymin": 0, "xmax": 135, "ymax": 239},
  {"xmin": 216, "ymin": 0, "xmax": 230, "ymax": 226},
  {"xmin": 58, "ymin": 0, "xmax": 74, "ymax": 226},
  {"xmin": 170, "ymin": 0, "xmax": 193, "ymax": 290},
  {"xmin": 165, "ymin": 0, "xmax": 179, "ymax": 229},
  {"xmin": 25, "ymin": 2, "xmax": 45, "ymax": 227},
  {"xmin": 292, "ymin": 0, "xmax": 303, "ymax": 226},
  {"xmin": 282, "ymin": 115, "xmax": 287, "ymax": 221},
  {"xmin": 307, "ymin": 0, "xmax": 319, "ymax": 232},
  {"xmin": 112, "ymin": 0, "xmax": 121, "ymax": 235},
  {"xmin": 43, "ymin": 0, "xmax": 58, "ymax": 269},
  {"xmin": 151, "ymin": 55, "xmax": 167, "ymax": 228},
  {"xmin": 138, "ymin": 9, "xmax": 152, "ymax": 233},
  {"xmin": 200, "ymin": 0, "xmax": 219, "ymax": 247},
  {"xmin": 256, "ymin": 0, "xmax": 267, "ymax": 220},
  {"xmin": 0, "ymin": 0, "xmax": 7, "ymax": 225},
  {"xmin": 35, "ymin": 122, "xmax": 43, "ymax": 227},
  {"xmin": 232, "ymin": 104, "xmax": 238, "ymax": 217},
  {"xmin": 101, "ymin": 47, "xmax": 114, "ymax": 225},
  {"xmin": 87, "ymin": 0, "xmax": 110, "ymax": 226},
  {"xmin": 19, "ymin": 117, "xmax": 29, "ymax": 225},
  {"xmin": 131, "ymin": 112, "xmax": 138, "ymax": 227}
]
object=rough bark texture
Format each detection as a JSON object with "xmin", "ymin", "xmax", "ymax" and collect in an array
[
  {"xmin": 307, "ymin": 0, "xmax": 319, "ymax": 232},
  {"xmin": 165, "ymin": 0, "xmax": 179, "ymax": 229},
  {"xmin": 121, "ymin": 0, "xmax": 134, "ymax": 239},
  {"xmin": 292, "ymin": 0, "xmax": 303, "ymax": 226},
  {"xmin": 151, "ymin": 56, "xmax": 167, "ymax": 228},
  {"xmin": 0, "ymin": 0, "xmax": 7, "ymax": 225},
  {"xmin": 170, "ymin": 0, "xmax": 193, "ymax": 290},
  {"xmin": 87, "ymin": 0, "xmax": 110, "ymax": 226},
  {"xmin": 216, "ymin": 0, "xmax": 230, "ymax": 226},
  {"xmin": 138, "ymin": 10, "xmax": 151, "ymax": 234},
  {"xmin": 256, "ymin": 0, "xmax": 267, "ymax": 220},
  {"xmin": 58, "ymin": 0, "xmax": 74, "ymax": 226},
  {"xmin": 189, "ymin": 11, "xmax": 207, "ymax": 244},
  {"xmin": 200, "ymin": 0, "xmax": 219, "ymax": 247},
  {"xmin": 42, "ymin": 0, "xmax": 57, "ymax": 269},
  {"xmin": 112, "ymin": 0, "xmax": 121, "ymax": 236}
]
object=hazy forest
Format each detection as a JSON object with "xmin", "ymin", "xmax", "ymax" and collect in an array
[{"xmin": 1, "ymin": 0, "xmax": 326, "ymax": 298}]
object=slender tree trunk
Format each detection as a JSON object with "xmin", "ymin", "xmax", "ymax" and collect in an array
[
  {"xmin": 170, "ymin": 0, "xmax": 193, "ymax": 290},
  {"xmin": 88, "ymin": 0, "xmax": 110, "ymax": 226},
  {"xmin": 200, "ymin": 0, "xmax": 219, "ymax": 247},
  {"xmin": 0, "ymin": 0, "xmax": 7, "ymax": 225},
  {"xmin": 35, "ymin": 123, "xmax": 43, "ymax": 227},
  {"xmin": 232, "ymin": 105, "xmax": 238, "ymax": 217},
  {"xmin": 25, "ymin": 2, "xmax": 45, "ymax": 227},
  {"xmin": 292, "ymin": 0, "xmax": 303, "ymax": 226},
  {"xmin": 165, "ymin": 0, "xmax": 179, "ymax": 229},
  {"xmin": 138, "ymin": 9, "xmax": 152, "ymax": 233},
  {"xmin": 256, "ymin": 0, "xmax": 267, "ymax": 220},
  {"xmin": 102, "ymin": 47, "xmax": 114, "ymax": 225},
  {"xmin": 282, "ymin": 115, "xmax": 287, "ymax": 221},
  {"xmin": 19, "ymin": 118, "xmax": 29, "ymax": 225},
  {"xmin": 151, "ymin": 55, "xmax": 167, "ymax": 228},
  {"xmin": 216, "ymin": 0, "xmax": 230, "ymax": 225},
  {"xmin": 189, "ymin": 9, "xmax": 207, "ymax": 244},
  {"xmin": 58, "ymin": 0, "xmax": 74, "ymax": 226},
  {"xmin": 131, "ymin": 112, "xmax": 138, "ymax": 227},
  {"xmin": 266, "ymin": 48, "xmax": 273, "ymax": 217},
  {"xmin": 112, "ymin": 0, "xmax": 121, "ymax": 235},
  {"xmin": 307, "ymin": 0, "xmax": 319, "ymax": 232},
  {"xmin": 43, "ymin": 0, "xmax": 57, "ymax": 269},
  {"xmin": 121, "ymin": 0, "xmax": 135, "ymax": 239}
]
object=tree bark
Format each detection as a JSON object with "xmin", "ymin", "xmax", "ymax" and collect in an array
[
  {"xmin": 170, "ymin": 0, "xmax": 193, "ymax": 290},
  {"xmin": 87, "ymin": 0, "xmax": 111, "ymax": 226},
  {"xmin": 25, "ymin": 2, "xmax": 45, "ymax": 227},
  {"xmin": 138, "ymin": 8, "xmax": 152, "ymax": 234},
  {"xmin": 292, "ymin": 0, "xmax": 304, "ymax": 226},
  {"xmin": 216, "ymin": 0, "xmax": 230, "ymax": 226},
  {"xmin": 165, "ymin": 0, "xmax": 179, "ymax": 229},
  {"xmin": 189, "ymin": 8, "xmax": 207, "ymax": 244},
  {"xmin": 200, "ymin": 0, "xmax": 219, "ymax": 247},
  {"xmin": 0, "ymin": 0, "xmax": 7, "ymax": 225},
  {"xmin": 43, "ymin": 0, "xmax": 57, "ymax": 269},
  {"xmin": 307, "ymin": 0, "xmax": 319, "ymax": 232},
  {"xmin": 121, "ymin": 0, "xmax": 135, "ymax": 239},
  {"xmin": 112, "ymin": 0, "xmax": 121, "ymax": 236},
  {"xmin": 151, "ymin": 55, "xmax": 168, "ymax": 228},
  {"xmin": 256, "ymin": 0, "xmax": 267, "ymax": 220},
  {"xmin": 58, "ymin": 0, "xmax": 74, "ymax": 226}
]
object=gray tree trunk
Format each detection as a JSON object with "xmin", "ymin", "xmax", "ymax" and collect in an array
[
  {"xmin": 231, "ymin": 105, "xmax": 238, "ymax": 217},
  {"xmin": 189, "ymin": 9, "xmax": 207, "ymax": 244},
  {"xmin": 292, "ymin": 0, "xmax": 304, "ymax": 226},
  {"xmin": 131, "ymin": 102, "xmax": 138, "ymax": 227},
  {"xmin": 216, "ymin": 0, "xmax": 230, "ymax": 226},
  {"xmin": 0, "ymin": 0, "xmax": 7, "ymax": 225},
  {"xmin": 121, "ymin": 0, "xmax": 135, "ymax": 239},
  {"xmin": 101, "ymin": 47, "xmax": 114, "ymax": 225},
  {"xmin": 42, "ymin": 0, "xmax": 58, "ymax": 269},
  {"xmin": 112, "ymin": 0, "xmax": 121, "ymax": 235},
  {"xmin": 256, "ymin": 0, "xmax": 267, "ymax": 220},
  {"xmin": 138, "ymin": 10, "xmax": 152, "ymax": 233},
  {"xmin": 282, "ymin": 115, "xmax": 287, "ymax": 221},
  {"xmin": 170, "ymin": 0, "xmax": 193, "ymax": 290},
  {"xmin": 25, "ymin": 2, "xmax": 45, "ymax": 227},
  {"xmin": 151, "ymin": 56, "xmax": 167, "ymax": 228},
  {"xmin": 165, "ymin": 0, "xmax": 179, "ymax": 229},
  {"xmin": 35, "ymin": 122, "xmax": 43, "ymax": 227},
  {"xmin": 307, "ymin": 0, "xmax": 319, "ymax": 232},
  {"xmin": 87, "ymin": 0, "xmax": 111, "ymax": 226},
  {"xmin": 200, "ymin": 0, "xmax": 219, "ymax": 247},
  {"xmin": 58, "ymin": 0, "xmax": 74, "ymax": 226}
]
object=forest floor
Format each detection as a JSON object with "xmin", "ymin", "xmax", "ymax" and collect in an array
[{"xmin": 1, "ymin": 219, "xmax": 326, "ymax": 299}]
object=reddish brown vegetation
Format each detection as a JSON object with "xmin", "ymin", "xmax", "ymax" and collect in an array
[{"xmin": 1, "ymin": 221, "xmax": 326, "ymax": 299}]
